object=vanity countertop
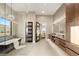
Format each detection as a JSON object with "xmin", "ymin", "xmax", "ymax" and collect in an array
[
  {"xmin": 51, "ymin": 33, "xmax": 65, "ymax": 40},
  {"xmin": 0, "ymin": 38, "xmax": 21, "ymax": 45}
]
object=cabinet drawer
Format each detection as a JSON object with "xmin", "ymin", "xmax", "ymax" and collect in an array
[{"xmin": 66, "ymin": 48, "xmax": 78, "ymax": 56}]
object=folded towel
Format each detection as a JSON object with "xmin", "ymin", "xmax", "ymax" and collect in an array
[{"xmin": 13, "ymin": 40, "xmax": 26, "ymax": 49}]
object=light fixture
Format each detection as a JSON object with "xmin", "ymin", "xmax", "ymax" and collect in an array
[
  {"xmin": 41, "ymin": 11, "xmax": 45, "ymax": 13},
  {"xmin": 8, "ymin": 14, "xmax": 15, "ymax": 20},
  {"xmin": 7, "ymin": 3, "xmax": 15, "ymax": 20}
]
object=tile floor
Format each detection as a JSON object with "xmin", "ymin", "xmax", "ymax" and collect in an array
[{"xmin": 5, "ymin": 39, "xmax": 68, "ymax": 56}]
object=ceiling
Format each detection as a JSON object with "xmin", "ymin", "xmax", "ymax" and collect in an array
[{"xmin": 7, "ymin": 3, "xmax": 62, "ymax": 15}]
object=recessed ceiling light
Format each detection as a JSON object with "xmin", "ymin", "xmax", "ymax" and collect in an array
[{"xmin": 41, "ymin": 11, "xmax": 45, "ymax": 13}]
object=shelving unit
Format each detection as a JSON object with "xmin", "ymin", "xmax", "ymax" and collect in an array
[
  {"xmin": 35, "ymin": 22, "xmax": 40, "ymax": 42},
  {"xmin": 26, "ymin": 22, "xmax": 33, "ymax": 42}
]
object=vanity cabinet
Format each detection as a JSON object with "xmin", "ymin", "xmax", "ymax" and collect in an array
[
  {"xmin": 54, "ymin": 38, "xmax": 59, "ymax": 46},
  {"xmin": 65, "ymin": 42, "xmax": 79, "ymax": 56},
  {"xmin": 49, "ymin": 34, "xmax": 79, "ymax": 56},
  {"xmin": 0, "ymin": 43, "xmax": 14, "ymax": 53},
  {"xmin": 54, "ymin": 37, "xmax": 66, "ymax": 51},
  {"xmin": 58, "ymin": 39, "xmax": 66, "ymax": 51},
  {"xmin": 49, "ymin": 34, "xmax": 66, "ymax": 51}
]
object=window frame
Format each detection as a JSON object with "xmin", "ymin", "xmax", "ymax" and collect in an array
[{"xmin": 0, "ymin": 17, "xmax": 12, "ymax": 37}]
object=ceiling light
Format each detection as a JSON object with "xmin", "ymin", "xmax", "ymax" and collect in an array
[{"xmin": 42, "ymin": 11, "xmax": 45, "ymax": 13}]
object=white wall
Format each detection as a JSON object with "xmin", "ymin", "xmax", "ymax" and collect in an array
[
  {"xmin": 16, "ymin": 13, "xmax": 26, "ymax": 44},
  {"xmin": 0, "ymin": 4, "xmax": 5, "ymax": 17},
  {"xmin": 53, "ymin": 4, "xmax": 65, "ymax": 22}
]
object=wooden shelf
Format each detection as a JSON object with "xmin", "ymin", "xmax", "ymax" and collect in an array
[
  {"xmin": 26, "ymin": 22, "xmax": 33, "ymax": 42},
  {"xmin": 35, "ymin": 22, "xmax": 40, "ymax": 42}
]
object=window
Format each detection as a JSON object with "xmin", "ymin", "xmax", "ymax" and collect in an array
[
  {"xmin": 0, "ymin": 17, "xmax": 11, "ymax": 37},
  {"xmin": 71, "ymin": 26, "xmax": 79, "ymax": 45}
]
